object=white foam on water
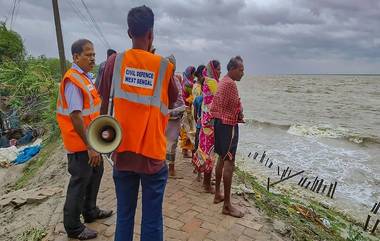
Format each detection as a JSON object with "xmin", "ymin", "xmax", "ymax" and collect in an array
[
  {"xmin": 287, "ymin": 124, "xmax": 347, "ymax": 139},
  {"xmin": 238, "ymin": 124, "xmax": 379, "ymax": 218}
]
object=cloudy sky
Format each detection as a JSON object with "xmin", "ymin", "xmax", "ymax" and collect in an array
[{"xmin": 1, "ymin": 0, "xmax": 379, "ymax": 75}]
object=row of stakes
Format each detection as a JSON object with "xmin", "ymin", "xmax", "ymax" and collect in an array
[
  {"xmin": 248, "ymin": 151, "xmax": 337, "ymax": 198},
  {"xmin": 364, "ymin": 202, "xmax": 380, "ymax": 234},
  {"xmin": 298, "ymin": 176, "xmax": 337, "ymax": 199},
  {"xmin": 248, "ymin": 150, "xmax": 378, "ymax": 235},
  {"xmin": 248, "ymin": 151, "xmax": 274, "ymax": 168}
]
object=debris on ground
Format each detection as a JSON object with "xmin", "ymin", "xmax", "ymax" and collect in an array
[
  {"xmin": 233, "ymin": 183, "xmax": 255, "ymax": 195},
  {"xmin": 0, "ymin": 186, "xmax": 62, "ymax": 209},
  {"xmin": 0, "ymin": 138, "xmax": 42, "ymax": 168},
  {"xmin": 293, "ymin": 204, "xmax": 327, "ymax": 228}
]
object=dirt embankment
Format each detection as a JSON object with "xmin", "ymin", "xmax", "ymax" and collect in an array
[{"xmin": 0, "ymin": 139, "xmax": 68, "ymax": 241}]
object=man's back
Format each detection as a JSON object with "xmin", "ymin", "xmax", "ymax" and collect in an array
[
  {"xmin": 112, "ymin": 49, "xmax": 173, "ymax": 160},
  {"xmin": 107, "ymin": 6, "xmax": 179, "ymax": 241}
]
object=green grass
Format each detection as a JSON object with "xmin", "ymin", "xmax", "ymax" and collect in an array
[
  {"xmin": 234, "ymin": 167, "xmax": 375, "ymax": 241},
  {"xmin": 18, "ymin": 227, "xmax": 47, "ymax": 241}
]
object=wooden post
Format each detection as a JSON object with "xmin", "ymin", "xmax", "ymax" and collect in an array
[
  {"xmin": 321, "ymin": 184, "xmax": 327, "ymax": 194},
  {"xmin": 327, "ymin": 183, "xmax": 333, "ymax": 197},
  {"xmin": 52, "ymin": 0, "xmax": 66, "ymax": 78},
  {"xmin": 316, "ymin": 179, "xmax": 324, "ymax": 193},
  {"xmin": 330, "ymin": 181, "xmax": 337, "ymax": 199}
]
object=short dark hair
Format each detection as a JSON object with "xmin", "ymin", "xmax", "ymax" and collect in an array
[
  {"xmin": 71, "ymin": 39, "xmax": 93, "ymax": 56},
  {"xmin": 107, "ymin": 49, "xmax": 116, "ymax": 57},
  {"xmin": 127, "ymin": 5, "xmax": 154, "ymax": 38},
  {"xmin": 227, "ymin": 56, "xmax": 243, "ymax": 71},
  {"xmin": 195, "ymin": 65, "xmax": 206, "ymax": 78}
]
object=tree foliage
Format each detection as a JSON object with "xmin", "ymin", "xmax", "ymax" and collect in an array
[
  {"xmin": 0, "ymin": 25, "xmax": 76, "ymax": 135},
  {"xmin": 0, "ymin": 22, "xmax": 25, "ymax": 64},
  {"xmin": 0, "ymin": 25, "xmax": 62, "ymax": 133}
]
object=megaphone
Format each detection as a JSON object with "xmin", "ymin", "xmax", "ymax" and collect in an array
[{"xmin": 87, "ymin": 115, "xmax": 122, "ymax": 154}]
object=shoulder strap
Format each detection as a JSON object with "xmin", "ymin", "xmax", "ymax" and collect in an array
[{"xmin": 109, "ymin": 52, "xmax": 125, "ymax": 116}]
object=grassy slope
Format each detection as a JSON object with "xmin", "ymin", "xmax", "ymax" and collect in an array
[{"xmin": 235, "ymin": 167, "xmax": 377, "ymax": 241}]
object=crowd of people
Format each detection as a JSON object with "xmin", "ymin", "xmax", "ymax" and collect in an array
[
  {"xmin": 56, "ymin": 4, "xmax": 245, "ymax": 241},
  {"xmin": 167, "ymin": 57, "xmax": 246, "ymax": 220}
]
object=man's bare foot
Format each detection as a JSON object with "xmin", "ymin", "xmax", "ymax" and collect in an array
[
  {"xmin": 213, "ymin": 193, "xmax": 224, "ymax": 204},
  {"xmin": 203, "ymin": 185, "xmax": 215, "ymax": 194},
  {"xmin": 222, "ymin": 205, "xmax": 244, "ymax": 218}
]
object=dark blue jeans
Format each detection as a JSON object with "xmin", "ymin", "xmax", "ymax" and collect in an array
[{"xmin": 113, "ymin": 164, "xmax": 168, "ymax": 241}]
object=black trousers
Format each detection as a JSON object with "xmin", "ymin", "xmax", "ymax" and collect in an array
[
  {"xmin": 63, "ymin": 151, "xmax": 104, "ymax": 236},
  {"xmin": 214, "ymin": 119, "xmax": 239, "ymax": 160}
]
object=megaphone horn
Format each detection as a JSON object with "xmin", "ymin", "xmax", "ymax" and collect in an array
[{"xmin": 87, "ymin": 115, "xmax": 122, "ymax": 154}]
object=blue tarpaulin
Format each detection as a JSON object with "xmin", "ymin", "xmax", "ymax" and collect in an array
[{"xmin": 12, "ymin": 145, "xmax": 41, "ymax": 165}]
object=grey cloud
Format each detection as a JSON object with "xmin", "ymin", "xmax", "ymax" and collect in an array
[{"xmin": 0, "ymin": 0, "xmax": 379, "ymax": 74}]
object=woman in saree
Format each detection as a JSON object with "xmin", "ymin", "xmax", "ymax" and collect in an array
[
  {"xmin": 192, "ymin": 60, "xmax": 221, "ymax": 193},
  {"xmin": 180, "ymin": 66, "xmax": 196, "ymax": 158}
]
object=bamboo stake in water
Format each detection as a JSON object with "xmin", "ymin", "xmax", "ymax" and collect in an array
[
  {"xmin": 259, "ymin": 151, "xmax": 266, "ymax": 163},
  {"xmin": 371, "ymin": 219, "xmax": 379, "ymax": 234},
  {"xmin": 374, "ymin": 202, "xmax": 380, "ymax": 214},
  {"xmin": 301, "ymin": 177, "xmax": 308, "ymax": 187},
  {"xmin": 330, "ymin": 181, "xmax": 337, "ymax": 199},
  {"xmin": 327, "ymin": 183, "xmax": 333, "ymax": 197},
  {"xmin": 311, "ymin": 176, "xmax": 318, "ymax": 191},
  {"xmin": 316, "ymin": 179, "xmax": 324, "ymax": 193},
  {"xmin": 281, "ymin": 169, "xmax": 286, "ymax": 180},
  {"xmin": 363, "ymin": 215, "xmax": 371, "ymax": 231},
  {"xmin": 270, "ymin": 170, "xmax": 305, "ymax": 187},
  {"xmin": 370, "ymin": 203, "xmax": 378, "ymax": 213},
  {"xmin": 321, "ymin": 184, "xmax": 327, "ymax": 194},
  {"xmin": 312, "ymin": 180, "xmax": 320, "ymax": 192}
]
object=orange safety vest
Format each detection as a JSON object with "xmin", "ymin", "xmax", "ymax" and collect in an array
[
  {"xmin": 56, "ymin": 68, "xmax": 101, "ymax": 152},
  {"xmin": 112, "ymin": 49, "xmax": 173, "ymax": 160}
]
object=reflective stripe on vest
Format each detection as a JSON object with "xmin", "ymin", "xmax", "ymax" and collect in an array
[
  {"xmin": 112, "ymin": 52, "xmax": 169, "ymax": 115},
  {"xmin": 56, "ymin": 73, "xmax": 100, "ymax": 116}
]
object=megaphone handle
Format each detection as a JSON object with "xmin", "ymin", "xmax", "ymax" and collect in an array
[{"xmin": 102, "ymin": 154, "xmax": 114, "ymax": 167}]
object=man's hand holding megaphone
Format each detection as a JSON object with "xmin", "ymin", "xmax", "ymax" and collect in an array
[{"xmin": 87, "ymin": 147, "xmax": 101, "ymax": 167}]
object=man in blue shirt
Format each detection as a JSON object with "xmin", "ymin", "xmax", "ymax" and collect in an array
[{"xmin": 62, "ymin": 39, "xmax": 112, "ymax": 240}]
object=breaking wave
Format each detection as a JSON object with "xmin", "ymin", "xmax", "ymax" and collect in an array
[{"xmin": 244, "ymin": 119, "xmax": 380, "ymax": 145}]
